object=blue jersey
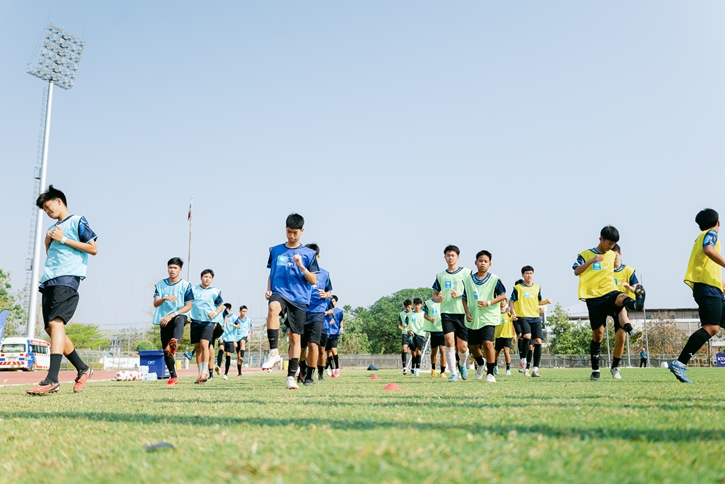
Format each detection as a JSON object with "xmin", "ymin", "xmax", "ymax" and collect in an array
[
  {"xmin": 308, "ymin": 268, "xmax": 333, "ymax": 313},
  {"xmin": 237, "ymin": 317, "xmax": 252, "ymax": 339},
  {"xmin": 328, "ymin": 307, "xmax": 344, "ymax": 336},
  {"xmin": 190, "ymin": 285, "xmax": 223, "ymax": 322},
  {"xmin": 40, "ymin": 215, "xmax": 98, "ymax": 290},
  {"xmin": 222, "ymin": 315, "xmax": 238, "ymax": 342},
  {"xmin": 152, "ymin": 279, "xmax": 194, "ymax": 326},
  {"xmin": 267, "ymin": 244, "xmax": 319, "ymax": 307}
]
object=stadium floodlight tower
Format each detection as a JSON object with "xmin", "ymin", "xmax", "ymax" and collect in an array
[{"xmin": 25, "ymin": 23, "xmax": 85, "ymax": 338}]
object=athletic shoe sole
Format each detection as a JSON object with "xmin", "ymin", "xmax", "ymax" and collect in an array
[{"xmin": 26, "ymin": 382, "xmax": 60, "ymax": 395}]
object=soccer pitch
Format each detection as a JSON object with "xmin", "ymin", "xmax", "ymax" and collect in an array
[{"xmin": 1, "ymin": 369, "xmax": 724, "ymax": 483}]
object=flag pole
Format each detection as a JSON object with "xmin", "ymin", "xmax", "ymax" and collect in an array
[{"xmin": 187, "ymin": 196, "xmax": 193, "ymax": 282}]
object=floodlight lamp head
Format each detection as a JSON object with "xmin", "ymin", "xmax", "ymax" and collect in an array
[{"xmin": 27, "ymin": 23, "xmax": 84, "ymax": 90}]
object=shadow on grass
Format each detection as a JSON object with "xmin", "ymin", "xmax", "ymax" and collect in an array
[{"xmin": 3, "ymin": 410, "xmax": 724, "ymax": 444}]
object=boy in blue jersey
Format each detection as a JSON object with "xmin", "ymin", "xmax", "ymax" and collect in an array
[
  {"xmin": 320, "ymin": 302, "xmax": 332, "ymax": 379},
  {"xmin": 235, "ymin": 306, "xmax": 252, "ymax": 378},
  {"xmin": 326, "ymin": 295, "xmax": 344, "ymax": 377},
  {"xmin": 27, "ymin": 186, "xmax": 98, "ymax": 395},
  {"xmin": 221, "ymin": 305, "xmax": 240, "ymax": 379},
  {"xmin": 263, "ymin": 213, "xmax": 319, "ymax": 390},
  {"xmin": 190, "ymin": 269, "xmax": 225, "ymax": 384},
  {"xmin": 509, "ymin": 266, "xmax": 552, "ymax": 377},
  {"xmin": 152, "ymin": 257, "xmax": 194, "ymax": 387},
  {"xmin": 670, "ymin": 209, "xmax": 725, "ymax": 383},
  {"xmin": 298, "ymin": 244, "xmax": 333, "ymax": 386},
  {"xmin": 211, "ymin": 304, "xmax": 229, "ymax": 379}
]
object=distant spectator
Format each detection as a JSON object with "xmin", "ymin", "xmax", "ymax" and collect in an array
[{"xmin": 639, "ymin": 350, "xmax": 648, "ymax": 368}]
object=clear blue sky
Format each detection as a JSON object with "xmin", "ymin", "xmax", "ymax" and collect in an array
[{"xmin": 2, "ymin": 1, "xmax": 725, "ymax": 331}]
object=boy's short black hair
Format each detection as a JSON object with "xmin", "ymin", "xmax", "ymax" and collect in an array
[
  {"xmin": 36, "ymin": 185, "xmax": 67, "ymax": 209},
  {"xmin": 224, "ymin": 303, "xmax": 232, "ymax": 310},
  {"xmin": 201, "ymin": 269, "xmax": 214, "ymax": 278},
  {"xmin": 167, "ymin": 257, "xmax": 184, "ymax": 268},
  {"xmin": 475, "ymin": 250, "xmax": 492, "ymax": 261},
  {"xmin": 521, "ymin": 265, "xmax": 534, "ymax": 274},
  {"xmin": 332, "ymin": 295, "xmax": 338, "ymax": 302},
  {"xmin": 515, "ymin": 279, "xmax": 524, "ymax": 286},
  {"xmin": 286, "ymin": 213, "xmax": 305, "ymax": 230},
  {"xmin": 613, "ymin": 244, "xmax": 621, "ymax": 254},
  {"xmin": 305, "ymin": 243, "xmax": 320, "ymax": 256},
  {"xmin": 413, "ymin": 297, "xmax": 423, "ymax": 305},
  {"xmin": 240, "ymin": 305, "xmax": 247, "ymax": 311},
  {"xmin": 696, "ymin": 209, "xmax": 719, "ymax": 231},
  {"xmin": 600, "ymin": 225, "xmax": 620, "ymax": 243},
  {"xmin": 403, "ymin": 299, "xmax": 412, "ymax": 307},
  {"xmin": 444, "ymin": 245, "xmax": 460, "ymax": 256}
]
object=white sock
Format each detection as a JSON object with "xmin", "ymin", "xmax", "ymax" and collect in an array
[
  {"xmin": 197, "ymin": 363, "xmax": 202, "ymax": 375},
  {"xmin": 201, "ymin": 361, "xmax": 209, "ymax": 375},
  {"xmin": 521, "ymin": 358, "xmax": 527, "ymax": 366},
  {"xmin": 458, "ymin": 351, "xmax": 469, "ymax": 368},
  {"xmin": 533, "ymin": 366, "xmax": 538, "ymax": 372},
  {"xmin": 446, "ymin": 347, "xmax": 457, "ymax": 375}
]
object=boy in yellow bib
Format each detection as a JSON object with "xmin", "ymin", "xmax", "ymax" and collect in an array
[
  {"xmin": 611, "ymin": 244, "xmax": 641, "ymax": 379},
  {"xmin": 573, "ymin": 226, "xmax": 645, "ymax": 381},
  {"xmin": 462, "ymin": 250, "xmax": 507, "ymax": 382},
  {"xmin": 670, "ymin": 209, "xmax": 725, "ymax": 383},
  {"xmin": 494, "ymin": 301, "xmax": 515, "ymax": 376},
  {"xmin": 510, "ymin": 266, "xmax": 552, "ymax": 377}
]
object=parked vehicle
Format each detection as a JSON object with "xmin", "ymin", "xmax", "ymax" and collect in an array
[{"xmin": 0, "ymin": 337, "xmax": 51, "ymax": 371}]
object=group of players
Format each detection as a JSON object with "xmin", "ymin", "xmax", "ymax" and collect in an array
[{"xmin": 24, "ymin": 184, "xmax": 725, "ymax": 395}]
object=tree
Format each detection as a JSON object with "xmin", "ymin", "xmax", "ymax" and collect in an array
[
  {"xmin": 641, "ymin": 312, "xmax": 691, "ymax": 355},
  {"xmin": 338, "ymin": 305, "xmax": 371, "ymax": 354},
  {"xmin": 547, "ymin": 303, "xmax": 590, "ymax": 355},
  {"xmin": 358, "ymin": 288, "xmax": 433, "ymax": 354},
  {"xmin": 64, "ymin": 323, "xmax": 109, "ymax": 349},
  {"xmin": 0, "ymin": 269, "xmax": 27, "ymax": 338}
]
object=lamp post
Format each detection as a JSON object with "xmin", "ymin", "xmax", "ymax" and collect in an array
[{"xmin": 25, "ymin": 23, "xmax": 85, "ymax": 338}]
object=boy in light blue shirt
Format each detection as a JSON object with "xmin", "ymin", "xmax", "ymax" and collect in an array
[
  {"xmin": 27, "ymin": 186, "xmax": 98, "ymax": 396},
  {"xmin": 235, "ymin": 306, "xmax": 252, "ymax": 378},
  {"xmin": 221, "ymin": 306, "xmax": 240, "ymax": 379},
  {"xmin": 190, "ymin": 269, "xmax": 225, "ymax": 384}
]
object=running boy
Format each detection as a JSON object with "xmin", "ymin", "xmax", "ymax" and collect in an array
[
  {"xmin": 423, "ymin": 297, "xmax": 446, "ymax": 378},
  {"xmin": 152, "ymin": 257, "xmax": 193, "ymax": 387},
  {"xmin": 212, "ymin": 304, "xmax": 230, "ymax": 378},
  {"xmin": 462, "ymin": 250, "xmax": 507, "ymax": 382},
  {"xmin": 235, "ymin": 305, "xmax": 252, "ymax": 378},
  {"xmin": 510, "ymin": 266, "xmax": 552, "ymax": 377},
  {"xmin": 398, "ymin": 299, "xmax": 412, "ymax": 374},
  {"xmin": 610, "ymin": 244, "xmax": 641, "ymax": 379},
  {"xmin": 670, "ymin": 209, "xmax": 725, "ymax": 383},
  {"xmin": 406, "ymin": 298, "xmax": 427, "ymax": 377},
  {"xmin": 494, "ymin": 301, "xmax": 515, "ymax": 376},
  {"xmin": 221, "ymin": 306, "xmax": 240, "ymax": 379},
  {"xmin": 263, "ymin": 213, "xmax": 318, "ymax": 390},
  {"xmin": 27, "ymin": 186, "xmax": 98, "ymax": 395},
  {"xmin": 190, "ymin": 269, "xmax": 225, "ymax": 384},
  {"xmin": 300, "ymin": 243, "xmax": 333, "ymax": 386},
  {"xmin": 573, "ymin": 226, "xmax": 645, "ymax": 381},
  {"xmin": 432, "ymin": 245, "xmax": 472, "ymax": 382},
  {"xmin": 326, "ymin": 295, "xmax": 343, "ymax": 378}
]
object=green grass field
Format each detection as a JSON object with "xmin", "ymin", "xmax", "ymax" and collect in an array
[{"xmin": 1, "ymin": 368, "xmax": 724, "ymax": 483}]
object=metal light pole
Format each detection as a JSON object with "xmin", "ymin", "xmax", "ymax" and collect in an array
[{"xmin": 25, "ymin": 24, "xmax": 85, "ymax": 338}]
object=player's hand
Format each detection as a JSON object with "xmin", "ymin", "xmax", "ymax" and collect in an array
[
  {"xmin": 545, "ymin": 298, "xmax": 552, "ymax": 304},
  {"xmin": 620, "ymin": 282, "xmax": 631, "ymax": 291},
  {"xmin": 265, "ymin": 291, "xmax": 272, "ymax": 300},
  {"xmin": 49, "ymin": 226, "xmax": 65, "ymax": 242},
  {"xmin": 293, "ymin": 254, "xmax": 303, "ymax": 267},
  {"xmin": 588, "ymin": 255, "xmax": 604, "ymax": 264},
  {"xmin": 450, "ymin": 290, "xmax": 461, "ymax": 298},
  {"xmin": 318, "ymin": 289, "xmax": 326, "ymax": 297},
  {"xmin": 466, "ymin": 313, "xmax": 473, "ymax": 323},
  {"xmin": 477, "ymin": 300, "xmax": 488, "ymax": 309},
  {"xmin": 164, "ymin": 295, "xmax": 178, "ymax": 302},
  {"xmin": 160, "ymin": 315, "xmax": 171, "ymax": 327},
  {"xmin": 207, "ymin": 311, "xmax": 216, "ymax": 319},
  {"xmin": 512, "ymin": 315, "xmax": 518, "ymax": 321},
  {"xmin": 432, "ymin": 294, "xmax": 443, "ymax": 303},
  {"xmin": 407, "ymin": 330, "xmax": 413, "ymax": 336}
]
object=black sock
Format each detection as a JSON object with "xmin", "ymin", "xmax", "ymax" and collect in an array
[
  {"xmin": 623, "ymin": 296, "xmax": 637, "ymax": 311},
  {"xmin": 225, "ymin": 355, "xmax": 231, "ymax": 375},
  {"xmin": 164, "ymin": 351, "xmax": 177, "ymax": 378},
  {"xmin": 237, "ymin": 364, "xmax": 242, "ymax": 375},
  {"xmin": 590, "ymin": 340, "xmax": 601, "ymax": 371},
  {"xmin": 533, "ymin": 344, "xmax": 542, "ymax": 368},
  {"xmin": 65, "ymin": 350, "xmax": 88, "ymax": 372},
  {"xmin": 402, "ymin": 351, "xmax": 407, "ymax": 367},
  {"xmin": 520, "ymin": 339, "xmax": 530, "ymax": 362},
  {"xmin": 518, "ymin": 339, "xmax": 524, "ymax": 355},
  {"xmin": 440, "ymin": 365, "xmax": 446, "ymax": 373},
  {"xmin": 475, "ymin": 356, "xmax": 485, "ymax": 366},
  {"xmin": 287, "ymin": 358, "xmax": 299, "ymax": 378},
  {"xmin": 217, "ymin": 350, "xmax": 224, "ymax": 367},
  {"xmin": 305, "ymin": 365, "xmax": 315, "ymax": 381},
  {"xmin": 333, "ymin": 355, "xmax": 339, "ymax": 369},
  {"xmin": 506, "ymin": 362, "xmax": 510, "ymax": 370},
  {"xmin": 611, "ymin": 357, "xmax": 621, "ymax": 369},
  {"xmin": 486, "ymin": 362, "xmax": 495, "ymax": 375},
  {"xmin": 318, "ymin": 365, "xmax": 324, "ymax": 376},
  {"xmin": 47, "ymin": 354, "xmax": 62, "ymax": 383},
  {"xmin": 300, "ymin": 360, "xmax": 307, "ymax": 376},
  {"xmin": 678, "ymin": 328, "xmax": 712, "ymax": 365},
  {"xmin": 268, "ymin": 329, "xmax": 279, "ymax": 350}
]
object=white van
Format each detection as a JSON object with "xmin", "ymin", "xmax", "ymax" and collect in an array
[{"xmin": 0, "ymin": 337, "xmax": 51, "ymax": 371}]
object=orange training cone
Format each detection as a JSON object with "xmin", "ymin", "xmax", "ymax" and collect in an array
[
  {"xmin": 383, "ymin": 383, "xmax": 402, "ymax": 391},
  {"xmin": 371, "ymin": 374, "xmax": 380, "ymax": 380}
]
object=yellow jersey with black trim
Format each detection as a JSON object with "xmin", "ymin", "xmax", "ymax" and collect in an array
[
  {"xmin": 512, "ymin": 283, "xmax": 541, "ymax": 319},
  {"xmin": 613, "ymin": 265, "xmax": 636, "ymax": 298},
  {"xmin": 577, "ymin": 249, "xmax": 617, "ymax": 300},
  {"xmin": 495, "ymin": 312, "xmax": 516, "ymax": 339},
  {"xmin": 684, "ymin": 230, "xmax": 723, "ymax": 291}
]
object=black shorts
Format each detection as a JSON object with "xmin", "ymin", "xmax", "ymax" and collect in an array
[
  {"xmin": 41, "ymin": 285, "xmax": 79, "ymax": 328},
  {"xmin": 190, "ymin": 321, "xmax": 214, "ymax": 344},
  {"xmin": 430, "ymin": 332, "xmax": 445, "ymax": 348},
  {"xmin": 325, "ymin": 335, "xmax": 339, "ymax": 350},
  {"xmin": 513, "ymin": 320, "xmax": 522, "ymax": 336},
  {"xmin": 401, "ymin": 334, "xmax": 410, "ymax": 346},
  {"xmin": 468, "ymin": 326, "xmax": 495, "ymax": 346},
  {"xmin": 408, "ymin": 333, "xmax": 426, "ymax": 351},
  {"xmin": 222, "ymin": 341, "xmax": 235, "ymax": 353},
  {"xmin": 302, "ymin": 312, "xmax": 325, "ymax": 346},
  {"xmin": 270, "ymin": 293, "xmax": 307, "ymax": 335},
  {"xmin": 695, "ymin": 294, "xmax": 725, "ymax": 328},
  {"xmin": 237, "ymin": 337, "xmax": 248, "ymax": 348},
  {"xmin": 519, "ymin": 318, "xmax": 543, "ymax": 339},
  {"xmin": 586, "ymin": 291, "xmax": 625, "ymax": 331},
  {"xmin": 495, "ymin": 338, "xmax": 513, "ymax": 351},
  {"xmin": 320, "ymin": 332, "xmax": 328, "ymax": 349},
  {"xmin": 441, "ymin": 313, "xmax": 468, "ymax": 343},
  {"xmin": 160, "ymin": 315, "xmax": 187, "ymax": 348},
  {"xmin": 212, "ymin": 323, "xmax": 224, "ymax": 341}
]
